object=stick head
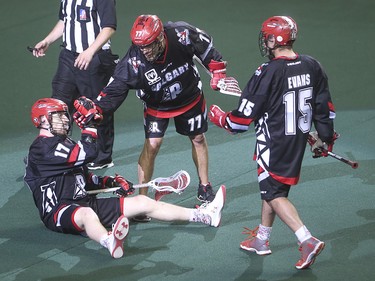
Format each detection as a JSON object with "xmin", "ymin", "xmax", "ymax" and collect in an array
[{"xmin": 152, "ymin": 170, "xmax": 191, "ymax": 201}]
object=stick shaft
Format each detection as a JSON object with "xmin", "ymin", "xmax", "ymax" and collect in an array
[
  {"xmin": 327, "ymin": 151, "xmax": 359, "ymax": 169},
  {"xmin": 308, "ymin": 133, "xmax": 358, "ymax": 169},
  {"xmin": 87, "ymin": 182, "xmax": 148, "ymax": 195}
]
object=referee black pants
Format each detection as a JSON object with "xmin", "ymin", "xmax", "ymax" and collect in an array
[{"xmin": 52, "ymin": 48, "xmax": 118, "ymax": 164}]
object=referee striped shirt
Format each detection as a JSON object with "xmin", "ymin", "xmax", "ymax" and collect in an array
[{"xmin": 59, "ymin": 0, "xmax": 117, "ymax": 53}]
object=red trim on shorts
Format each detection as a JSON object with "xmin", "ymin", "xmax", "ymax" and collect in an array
[
  {"xmin": 119, "ymin": 197, "xmax": 125, "ymax": 214},
  {"xmin": 269, "ymin": 171, "xmax": 299, "ymax": 186},
  {"xmin": 71, "ymin": 207, "xmax": 84, "ymax": 232},
  {"xmin": 258, "ymin": 166, "xmax": 299, "ymax": 185},
  {"xmin": 146, "ymin": 94, "xmax": 202, "ymax": 118},
  {"xmin": 53, "ymin": 204, "xmax": 67, "ymax": 223}
]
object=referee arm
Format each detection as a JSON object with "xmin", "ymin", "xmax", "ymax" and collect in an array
[
  {"xmin": 74, "ymin": 27, "xmax": 116, "ymax": 70},
  {"xmin": 32, "ymin": 20, "xmax": 64, "ymax": 58}
]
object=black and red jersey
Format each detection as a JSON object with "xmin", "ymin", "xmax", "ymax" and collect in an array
[
  {"xmin": 24, "ymin": 132, "xmax": 98, "ymax": 223},
  {"xmin": 96, "ymin": 21, "xmax": 222, "ymax": 114},
  {"xmin": 226, "ymin": 54, "xmax": 335, "ymax": 185}
]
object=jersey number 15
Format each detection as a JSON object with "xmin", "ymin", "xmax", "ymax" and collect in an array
[{"xmin": 283, "ymin": 87, "xmax": 313, "ymax": 135}]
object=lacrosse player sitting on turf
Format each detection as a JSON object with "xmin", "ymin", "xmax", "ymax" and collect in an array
[{"xmin": 24, "ymin": 97, "xmax": 226, "ymax": 259}]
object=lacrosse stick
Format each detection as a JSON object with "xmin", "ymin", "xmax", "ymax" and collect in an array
[
  {"xmin": 193, "ymin": 56, "xmax": 241, "ymax": 97},
  {"xmin": 87, "ymin": 170, "xmax": 191, "ymax": 201},
  {"xmin": 322, "ymin": 150, "xmax": 358, "ymax": 169},
  {"xmin": 307, "ymin": 133, "xmax": 358, "ymax": 169}
]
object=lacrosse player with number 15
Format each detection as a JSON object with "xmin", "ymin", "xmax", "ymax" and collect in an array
[{"xmin": 209, "ymin": 16, "xmax": 338, "ymax": 269}]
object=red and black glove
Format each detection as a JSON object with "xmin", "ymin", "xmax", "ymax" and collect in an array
[
  {"xmin": 208, "ymin": 60, "xmax": 242, "ymax": 96},
  {"xmin": 209, "ymin": 104, "xmax": 230, "ymax": 129},
  {"xmin": 73, "ymin": 96, "xmax": 103, "ymax": 129},
  {"xmin": 113, "ymin": 174, "xmax": 135, "ymax": 197},
  {"xmin": 208, "ymin": 60, "xmax": 227, "ymax": 91},
  {"xmin": 87, "ymin": 173, "xmax": 114, "ymax": 192},
  {"xmin": 308, "ymin": 131, "xmax": 339, "ymax": 158}
]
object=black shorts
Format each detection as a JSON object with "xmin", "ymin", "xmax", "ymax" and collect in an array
[
  {"xmin": 43, "ymin": 196, "xmax": 122, "ymax": 235},
  {"xmin": 143, "ymin": 95, "xmax": 208, "ymax": 138},
  {"xmin": 259, "ymin": 173, "xmax": 291, "ymax": 201}
]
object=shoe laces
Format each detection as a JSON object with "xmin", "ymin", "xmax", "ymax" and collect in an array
[
  {"xmin": 242, "ymin": 226, "xmax": 259, "ymax": 240},
  {"xmin": 199, "ymin": 202, "xmax": 209, "ymax": 209}
]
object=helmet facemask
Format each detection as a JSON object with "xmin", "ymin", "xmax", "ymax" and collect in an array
[
  {"xmin": 259, "ymin": 32, "xmax": 275, "ymax": 59},
  {"xmin": 139, "ymin": 32, "xmax": 165, "ymax": 62},
  {"xmin": 46, "ymin": 111, "xmax": 72, "ymax": 137}
]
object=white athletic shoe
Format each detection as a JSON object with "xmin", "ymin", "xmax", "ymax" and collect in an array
[
  {"xmin": 104, "ymin": 215, "xmax": 129, "ymax": 258},
  {"xmin": 197, "ymin": 185, "xmax": 226, "ymax": 227}
]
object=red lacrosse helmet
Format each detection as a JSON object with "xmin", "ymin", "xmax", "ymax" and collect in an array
[
  {"xmin": 31, "ymin": 98, "xmax": 71, "ymax": 136},
  {"xmin": 130, "ymin": 15, "xmax": 163, "ymax": 46},
  {"xmin": 259, "ymin": 16, "xmax": 298, "ymax": 57},
  {"xmin": 130, "ymin": 15, "xmax": 165, "ymax": 62}
]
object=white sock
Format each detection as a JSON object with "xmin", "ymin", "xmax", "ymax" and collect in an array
[
  {"xmin": 256, "ymin": 224, "xmax": 272, "ymax": 241},
  {"xmin": 189, "ymin": 209, "xmax": 196, "ymax": 222},
  {"xmin": 99, "ymin": 233, "xmax": 110, "ymax": 248},
  {"xmin": 189, "ymin": 209, "xmax": 209, "ymax": 225},
  {"xmin": 295, "ymin": 225, "xmax": 312, "ymax": 244}
]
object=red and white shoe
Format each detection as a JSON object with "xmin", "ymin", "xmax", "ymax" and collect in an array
[
  {"xmin": 295, "ymin": 237, "xmax": 325, "ymax": 269},
  {"xmin": 105, "ymin": 215, "xmax": 129, "ymax": 258},
  {"xmin": 240, "ymin": 226, "xmax": 272, "ymax": 255},
  {"xmin": 197, "ymin": 185, "xmax": 226, "ymax": 227}
]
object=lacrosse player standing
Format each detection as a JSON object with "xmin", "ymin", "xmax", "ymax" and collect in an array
[
  {"xmin": 85, "ymin": 15, "xmax": 241, "ymax": 223},
  {"xmin": 24, "ymin": 98, "xmax": 226, "ymax": 259},
  {"xmin": 30, "ymin": 0, "xmax": 118, "ymax": 170},
  {"xmin": 209, "ymin": 16, "xmax": 337, "ymax": 269}
]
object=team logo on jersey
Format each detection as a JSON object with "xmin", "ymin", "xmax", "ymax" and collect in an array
[
  {"xmin": 128, "ymin": 57, "xmax": 142, "ymax": 74},
  {"xmin": 145, "ymin": 69, "xmax": 161, "ymax": 85},
  {"xmin": 255, "ymin": 63, "xmax": 268, "ymax": 76},
  {"xmin": 176, "ymin": 28, "xmax": 190, "ymax": 46}
]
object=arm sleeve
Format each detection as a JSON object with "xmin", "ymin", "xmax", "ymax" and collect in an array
[
  {"xmin": 95, "ymin": 53, "xmax": 136, "ymax": 113},
  {"xmin": 96, "ymin": 0, "xmax": 117, "ymax": 29},
  {"xmin": 175, "ymin": 21, "xmax": 223, "ymax": 66},
  {"xmin": 226, "ymin": 67, "xmax": 270, "ymax": 133},
  {"xmin": 58, "ymin": 2, "xmax": 64, "ymax": 20},
  {"xmin": 312, "ymin": 63, "xmax": 335, "ymax": 142}
]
